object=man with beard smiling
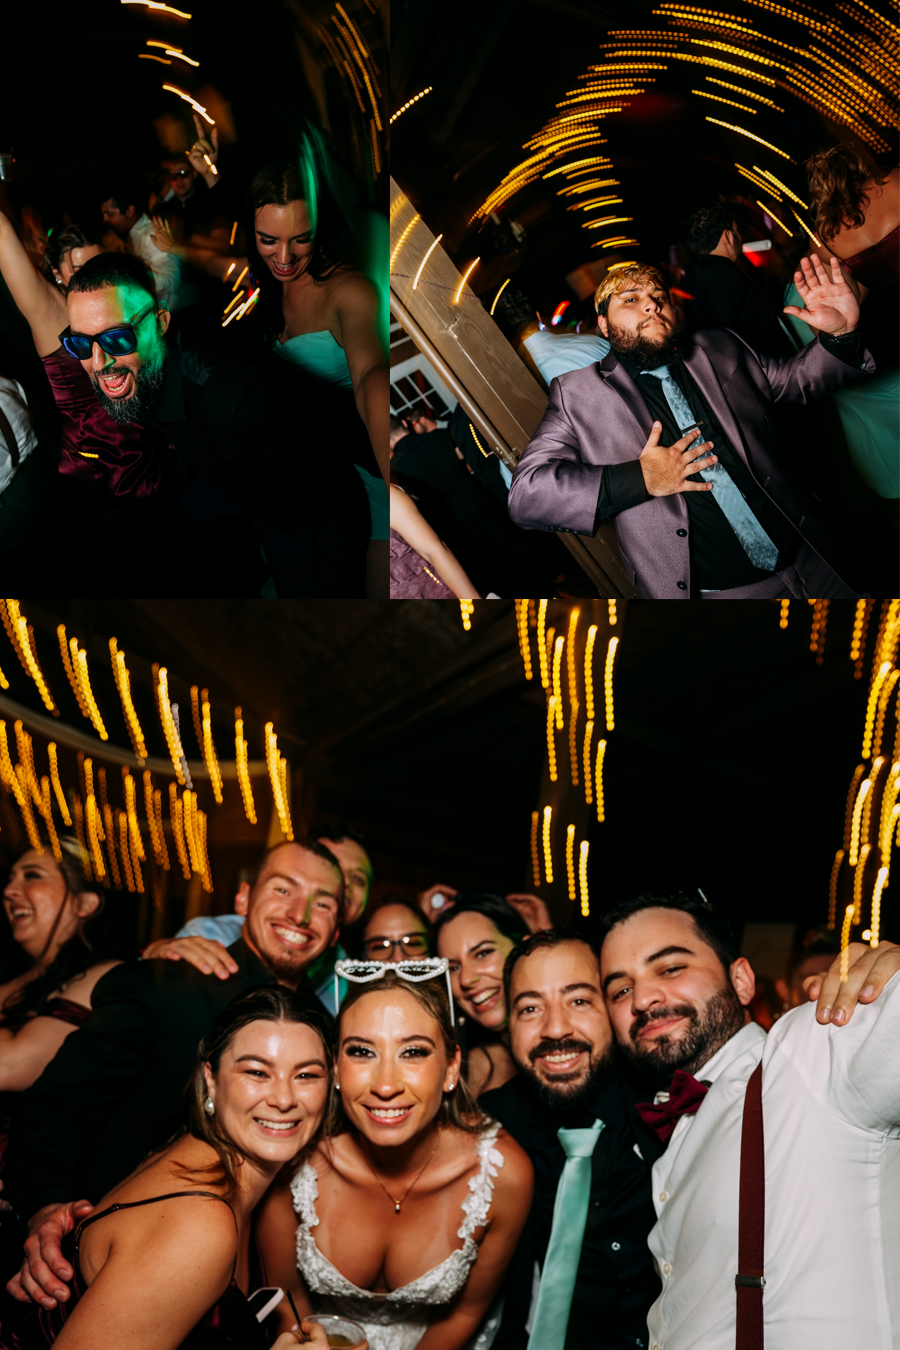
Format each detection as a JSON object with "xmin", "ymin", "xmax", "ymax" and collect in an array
[
  {"xmin": 63, "ymin": 252, "xmax": 370, "ymax": 596},
  {"xmin": 7, "ymin": 838, "xmax": 341, "ymax": 1312},
  {"xmin": 479, "ymin": 929, "xmax": 662, "ymax": 1350},
  {"xmin": 508, "ymin": 260, "xmax": 874, "ymax": 597},
  {"xmin": 598, "ymin": 893, "xmax": 900, "ymax": 1350}
]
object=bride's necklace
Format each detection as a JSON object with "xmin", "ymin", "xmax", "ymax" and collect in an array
[{"xmin": 359, "ymin": 1135, "xmax": 440, "ymax": 1215}]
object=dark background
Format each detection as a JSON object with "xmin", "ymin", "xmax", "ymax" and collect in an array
[{"xmin": 0, "ymin": 600, "xmax": 874, "ymax": 954}]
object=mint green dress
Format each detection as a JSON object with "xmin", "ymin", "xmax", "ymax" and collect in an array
[
  {"xmin": 782, "ymin": 280, "xmax": 899, "ymax": 498},
  {"xmin": 274, "ymin": 330, "xmax": 389, "ymax": 537}
]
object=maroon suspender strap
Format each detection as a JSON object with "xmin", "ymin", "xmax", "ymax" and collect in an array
[{"xmin": 735, "ymin": 1061, "xmax": 765, "ymax": 1350}]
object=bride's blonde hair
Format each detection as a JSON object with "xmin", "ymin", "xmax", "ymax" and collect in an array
[{"xmin": 324, "ymin": 970, "xmax": 484, "ymax": 1136}]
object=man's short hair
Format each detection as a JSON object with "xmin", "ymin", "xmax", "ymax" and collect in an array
[
  {"xmin": 66, "ymin": 251, "xmax": 158, "ymax": 305},
  {"xmin": 593, "ymin": 263, "xmax": 668, "ymax": 316},
  {"xmin": 502, "ymin": 927, "xmax": 601, "ymax": 1011},
  {"xmin": 491, "ymin": 286, "xmax": 539, "ymax": 341},
  {"xmin": 682, "ymin": 202, "xmax": 737, "ymax": 256},
  {"xmin": 311, "ymin": 821, "xmax": 369, "ymax": 853},
  {"xmin": 101, "ymin": 183, "xmax": 143, "ymax": 217},
  {"xmin": 247, "ymin": 837, "xmax": 345, "ymax": 894},
  {"xmin": 597, "ymin": 891, "xmax": 739, "ymax": 975}
]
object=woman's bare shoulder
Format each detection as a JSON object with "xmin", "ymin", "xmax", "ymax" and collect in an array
[
  {"xmin": 80, "ymin": 1188, "xmax": 237, "ymax": 1286},
  {"xmin": 53, "ymin": 960, "xmax": 122, "ymax": 1007},
  {"xmin": 490, "ymin": 1126, "xmax": 534, "ymax": 1187}
]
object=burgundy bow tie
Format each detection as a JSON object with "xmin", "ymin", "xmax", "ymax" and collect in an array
[{"xmin": 635, "ymin": 1069, "xmax": 710, "ymax": 1144}]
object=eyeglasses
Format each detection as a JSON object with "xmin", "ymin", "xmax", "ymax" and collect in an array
[
  {"xmin": 362, "ymin": 934, "xmax": 429, "ymax": 959},
  {"xmin": 59, "ymin": 302, "xmax": 157, "ymax": 360},
  {"xmin": 332, "ymin": 957, "xmax": 455, "ymax": 1023}
]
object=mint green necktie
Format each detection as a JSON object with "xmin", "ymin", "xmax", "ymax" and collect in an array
[{"xmin": 527, "ymin": 1119, "xmax": 605, "ymax": 1350}]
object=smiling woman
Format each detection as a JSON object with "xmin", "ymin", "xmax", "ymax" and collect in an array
[{"xmin": 254, "ymin": 972, "xmax": 533, "ymax": 1350}]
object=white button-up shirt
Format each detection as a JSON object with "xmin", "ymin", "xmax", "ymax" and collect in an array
[
  {"xmin": 127, "ymin": 213, "xmax": 182, "ymax": 312},
  {"xmin": 647, "ymin": 971, "xmax": 900, "ymax": 1349},
  {"xmin": 0, "ymin": 375, "xmax": 37, "ymax": 494}
]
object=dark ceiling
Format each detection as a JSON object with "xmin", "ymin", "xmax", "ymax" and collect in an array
[
  {"xmin": 1, "ymin": 600, "xmax": 871, "ymax": 948},
  {"xmin": 390, "ymin": 0, "xmax": 895, "ymax": 316}
]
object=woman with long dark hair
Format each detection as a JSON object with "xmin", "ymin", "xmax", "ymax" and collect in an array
[
  {"xmin": 0, "ymin": 986, "xmax": 346, "ymax": 1349},
  {"xmin": 151, "ymin": 127, "xmax": 389, "ymax": 596},
  {"xmin": 254, "ymin": 967, "xmax": 532, "ymax": 1350}
]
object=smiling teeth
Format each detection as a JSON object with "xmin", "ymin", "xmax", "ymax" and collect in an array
[
  {"xmin": 368, "ymin": 1108, "xmax": 409, "ymax": 1118},
  {"xmin": 543, "ymin": 1052, "xmax": 580, "ymax": 1064},
  {"xmin": 471, "ymin": 990, "xmax": 495, "ymax": 1005},
  {"xmin": 274, "ymin": 927, "xmax": 310, "ymax": 945},
  {"xmin": 255, "ymin": 1118, "xmax": 297, "ymax": 1130}
]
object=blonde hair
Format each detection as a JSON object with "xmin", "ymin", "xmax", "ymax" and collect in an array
[
  {"xmin": 806, "ymin": 142, "xmax": 888, "ymax": 242},
  {"xmin": 594, "ymin": 263, "xmax": 668, "ymax": 316}
]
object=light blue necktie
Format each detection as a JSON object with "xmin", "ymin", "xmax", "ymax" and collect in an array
[
  {"xmin": 640, "ymin": 365, "xmax": 779, "ymax": 572},
  {"xmin": 527, "ymin": 1119, "xmax": 604, "ymax": 1350}
]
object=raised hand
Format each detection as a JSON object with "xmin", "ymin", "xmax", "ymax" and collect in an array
[
  {"xmin": 150, "ymin": 215, "xmax": 177, "ymax": 253},
  {"xmin": 187, "ymin": 111, "xmax": 219, "ymax": 177},
  {"xmin": 639, "ymin": 423, "xmax": 717, "ymax": 497},
  {"xmin": 783, "ymin": 253, "xmax": 859, "ymax": 336}
]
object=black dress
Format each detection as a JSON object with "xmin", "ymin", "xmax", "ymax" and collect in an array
[{"xmin": 0, "ymin": 1191, "xmax": 268, "ymax": 1349}]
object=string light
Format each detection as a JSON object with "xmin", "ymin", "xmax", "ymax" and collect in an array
[
  {"xmin": 605, "ymin": 637, "xmax": 619, "ymax": 731},
  {"xmin": 566, "ymin": 824, "xmax": 577, "ymax": 903},
  {"xmin": 754, "ymin": 167, "xmax": 808, "ymax": 209},
  {"xmin": 454, "ymin": 258, "xmax": 480, "ymax": 304},
  {"xmin": 736, "ymin": 163, "xmax": 781, "ymax": 196},
  {"xmin": 595, "ymin": 739, "xmax": 608, "ymax": 822},
  {"xmin": 234, "ymin": 707, "xmax": 258, "ymax": 825},
  {"xmin": 2, "ymin": 602, "xmax": 57, "ymax": 714},
  {"xmin": 872, "ymin": 669, "xmax": 900, "ymax": 759},
  {"xmin": 853, "ymin": 842, "xmax": 870, "ymax": 924},
  {"xmin": 546, "ymin": 697, "xmax": 559, "ymax": 783},
  {"xmin": 390, "ymin": 214, "xmax": 420, "ymax": 270},
  {"xmin": 46, "ymin": 744, "xmax": 72, "ymax": 826},
  {"xmin": 121, "ymin": 0, "xmax": 191, "ymax": 14},
  {"xmin": 827, "ymin": 847, "xmax": 844, "ymax": 929},
  {"xmin": 584, "ymin": 624, "xmax": 598, "ymax": 722},
  {"xmin": 460, "ymin": 600, "xmax": 475, "ymax": 631},
  {"xmin": 705, "ymin": 117, "xmax": 795, "ymax": 160},
  {"xmin": 390, "ymin": 86, "xmax": 433, "ymax": 125},
  {"xmin": 848, "ymin": 777, "xmax": 871, "ymax": 866},
  {"xmin": 849, "ymin": 599, "xmax": 868, "ymax": 675},
  {"xmin": 71, "ymin": 795, "xmax": 90, "ymax": 880},
  {"xmin": 706, "ymin": 77, "xmax": 783, "ymax": 107},
  {"xmin": 870, "ymin": 865, "xmax": 888, "ymax": 946},
  {"xmin": 162, "ymin": 84, "xmax": 213, "ymax": 124},
  {"xmin": 200, "ymin": 693, "xmax": 224, "ymax": 804},
  {"xmin": 123, "ymin": 770, "xmax": 145, "ymax": 892},
  {"xmin": 155, "ymin": 666, "xmax": 188, "ymax": 785},
  {"xmin": 862, "ymin": 661, "xmax": 892, "ymax": 758},
  {"xmin": 694, "ymin": 88, "xmax": 758, "ymax": 113},
  {"xmin": 516, "ymin": 600, "xmax": 534, "ymax": 681},
  {"xmin": 490, "ymin": 279, "xmax": 511, "ymax": 315},
  {"xmin": 809, "ymin": 598, "xmax": 830, "ymax": 664},
  {"xmin": 608, "ymin": 601, "xmax": 617, "ymax": 626},
  {"xmin": 583, "ymin": 720, "xmax": 595, "ymax": 805},
  {"xmin": 840, "ymin": 903, "xmax": 854, "ymax": 982},
  {"xmin": 109, "ymin": 638, "xmax": 148, "ymax": 759},
  {"xmin": 778, "ymin": 599, "xmax": 790, "ymax": 628},
  {"xmin": 15, "ymin": 765, "xmax": 43, "ymax": 851},
  {"xmin": 265, "ymin": 722, "xmax": 294, "ymax": 841},
  {"xmin": 552, "ymin": 637, "xmax": 565, "ymax": 730},
  {"xmin": 530, "ymin": 810, "xmax": 542, "ymax": 887},
  {"xmin": 542, "ymin": 805, "xmax": 554, "ymax": 885},
  {"xmin": 537, "ymin": 600, "xmax": 550, "ymax": 689},
  {"xmin": 579, "ymin": 839, "xmax": 591, "ymax": 916},
  {"xmin": 790, "ymin": 208, "xmax": 822, "ymax": 244},
  {"xmin": 412, "ymin": 234, "xmax": 443, "ymax": 290},
  {"xmin": 116, "ymin": 810, "xmax": 134, "ymax": 892},
  {"xmin": 568, "ymin": 698, "xmax": 581, "ymax": 787},
  {"xmin": 469, "ymin": 424, "xmax": 490, "ymax": 458},
  {"xmin": 169, "ymin": 781, "xmax": 191, "ymax": 880},
  {"xmin": 758, "ymin": 202, "xmax": 793, "ymax": 234}
]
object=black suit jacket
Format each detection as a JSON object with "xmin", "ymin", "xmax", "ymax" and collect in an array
[
  {"xmin": 481, "ymin": 1071, "xmax": 664, "ymax": 1350},
  {"xmin": 692, "ymin": 253, "xmax": 795, "ymax": 358},
  {"xmin": 9, "ymin": 939, "xmax": 329, "ymax": 1221},
  {"xmin": 155, "ymin": 323, "xmax": 369, "ymax": 529}
]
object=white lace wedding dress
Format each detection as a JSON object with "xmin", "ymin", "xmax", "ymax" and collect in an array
[{"xmin": 291, "ymin": 1120, "xmax": 505, "ymax": 1350}]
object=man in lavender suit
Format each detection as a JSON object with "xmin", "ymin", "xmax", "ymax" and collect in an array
[{"xmin": 508, "ymin": 259, "xmax": 874, "ymax": 598}]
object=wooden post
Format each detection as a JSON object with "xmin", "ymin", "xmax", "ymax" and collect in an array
[{"xmin": 390, "ymin": 179, "xmax": 641, "ymax": 599}]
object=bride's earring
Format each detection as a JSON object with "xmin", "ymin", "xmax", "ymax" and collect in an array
[{"xmin": 204, "ymin": 1095, "xmax": 215, "ymax": 1116}]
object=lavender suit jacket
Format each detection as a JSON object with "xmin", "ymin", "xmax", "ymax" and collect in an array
[{"xmin": 507, "ymin": 329, "xmax": 874, "ymax": 598}]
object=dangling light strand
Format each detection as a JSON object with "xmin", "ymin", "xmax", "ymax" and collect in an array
[
  {"xmin": 566, "ymin": 824, "xmax": 577, "ymax": 903},
  {"xmin": 605, "ymin": 637, "xmax": 619, "ymax": 731},
  {"xmin": 530, "ymin": 810, "xmax": 541, "ymax": 888},
  {"xmin": 579, "ymin": 840, "xmax": 591, "ymax": 917},
  {"xmin": 595, "ymin": 739, "xmax": 608, "ymax": 822},
  {"xmin": 235, "ymin": 708, "xmax": 257, "ymax": 825},
  {"xmin": 542, "ymin": 805, "xmax": 554, "ymax": 885}
]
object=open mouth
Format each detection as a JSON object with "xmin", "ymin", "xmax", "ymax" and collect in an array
[
  {"xmin": 468, "ymin": 987, "xmax": 501, "ymax": 1011},
  {"xmin": 537, "ymin": 1048, "xmax": 586, "ymax": 1073},
  {"xmin": 270, "ymin": 259, "xmax": 300, "ymax": 276},
  {"xmin": 253, "ymin": 1116, "xmax": 303, "ymax": 1137},
  {"xmin": 7, "ymin": 906, "xmax": 33, "ymax": 923},
  {"xmin": 101, "ymin": 371, "xmax": 132, "ymax": 398},
  {"xmin": 271, "ymin": 923, "xmax": 314, "ymax": 950},
  {"xmin": 363, "ymin": 1105, "xmax": 413, "ymax": 1125}
]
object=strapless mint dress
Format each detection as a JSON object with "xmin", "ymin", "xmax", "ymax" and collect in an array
[{"xmin": 274, "ymin": 330, "xmax": 388, "ymax": 537}]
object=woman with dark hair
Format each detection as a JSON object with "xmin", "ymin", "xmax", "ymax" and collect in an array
[
  {"xmin": 0, "ymin": 207, "xmax": 163, "ymax": 509},
  {"xmin": 0, "ymin": 986, "xmax": 344, "ymax": 1349},
  {"xmin": 356, "ymin": 896, "xmax": 431, "ymax": 963},
  {"xmin": 151, "ymin": 130, "xmax": 389, "ymax": 596},
  {"xmin": 433, "ymin": 896, "xmax": 530, "ymax": 1097},
  {"xmin": 780, "ymin": 141, "xmax": 899, "ymax": 502},
  {"xmin": 255, "ymin": 969, "xmax": 532, "ymax": 1349},
  {"xmin": 0, "ymin": 840, "xmax": 130, "ymax": 1095}
]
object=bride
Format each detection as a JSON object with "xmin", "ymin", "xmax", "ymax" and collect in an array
[{"xmin": 256, "ymin": 967, "xmax": 533, "ymax": 1349}]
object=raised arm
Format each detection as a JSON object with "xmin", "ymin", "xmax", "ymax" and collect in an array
[
  {"xmin": 149, "ymin": 215, "xmax": 242, "ymax": 280},
  {"xmin": 334, "ymin": 272, "xmax": 390, "ymax": 490},
  {"xmin": 389, "ymin": 486, "xmax": 482, "ymax": 599},
  {"xmin": 0, "ymin": 209, "xmax": 67, "ymax": 356}
]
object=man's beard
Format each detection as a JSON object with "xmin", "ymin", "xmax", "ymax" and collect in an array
[
  {"xmin": 616, "ymin": 983, "xmax": 746, "ymax": 1088},
  {"xmin": 90, "ymin": 356, "xmax": 166, "ymax": 426},
  {"xmin": 606, "ymin": 310, "xmax": 685, "ymax": 371},
  {"xmin": 513, "ymin": 1036, "xmax": 616, "ymax": 1112}
]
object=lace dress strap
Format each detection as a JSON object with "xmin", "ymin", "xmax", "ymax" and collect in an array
[
  {"xmin": 291, "ymin": 1159, "xmax": 321, "ymax": 1229},
  {"xmin": 457, "ymin": 1118, "xmax": 504, "ymax": 1242}
]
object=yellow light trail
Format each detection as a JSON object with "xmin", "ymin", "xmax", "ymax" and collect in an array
[
  {"xmin": 162, "ymin": 85, "xmax": 213, "ymax": 123},
  {"xmin": 579, "ymin": 840, "xmax": 590, "ymax": 916},
  {"xmin": 705, "ymin": 117, "xmax": 795, "ymax": 160},
  {"xmin": 789, "ymin": 209, "xmax": 822, "ymax": 246},
  {"xmin": 530, "ymin": 810, "xmax": 541, "ymax": 888},
  {"xmin": 390, "ymin": 214, "xmax": 419, "ymax": 271},
  {"xmin": 592, "ymin": 239, "xmax": 640, "ymax": 248},
  {"xmin": 840, "ymin": 902, "xmax": 854, "ymax": 981},
  {"xmin": 389, "ymin": 86, "xmax": 433, "ymax": 125},
  {"xmin": 583, "ymin": 216, "xmax": 634, "ymax": 229},
  {"xmin": 736, "ymin": 163, "xmax": 780, "ymax": 196},
  {"xmin": 122, "ymin": 0, "xmax": 190, "ymax": 13},
  {"xmin": 758, "ymin": 202, "xmax": 792, "ymax": 234},
  {"xmin": 706, "ymin": 77, "xmax": 783, "ymax": 108},
  {"xmin": 566, "ymin": 824, "xmax": 577, "ymax": 903},
  {"xmin": 542, "ymin": 805, "xmax": 554, "ymax": 884},
  {"xmin": 490, "ymin": 278, "xmax": 511, "ymax": 315},
  {"xmin": 412, "ymin": 234, "xmax": 442, "ymax": 290},
  {"xmin": 595, "ymin": 739, "xmax": 608, "ymax": 822},
  {"xmin": 454, "ymin": 258, "xmax": 480, "ymax": 304},
  {"xmin": 583, "ymin": 719, "xmax": 595, "ymax": 804},
  {"xmin": 693, "ymin": 89, "xmax": 757, "ymax": 113},
  {"xmin": 755, "ymin": 167, "xmax": 808, "ymax": 209}
]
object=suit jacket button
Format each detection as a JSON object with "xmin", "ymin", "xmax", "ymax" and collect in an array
[
  {"xmin": 676, "ymin": 528, "xmax": 687, "ymax": 537},
  {"xmin": 677, "ymin": 581, "xmax": 687, "ymax": 590}
]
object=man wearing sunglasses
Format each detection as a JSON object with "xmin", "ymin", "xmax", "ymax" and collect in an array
[{"xmin": 62, "ymin": 251, "xmax": 371, "ymax": 595}]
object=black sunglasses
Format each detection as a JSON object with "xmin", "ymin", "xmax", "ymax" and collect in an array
[
  {"xmin": 165, "ymin": 167, "xmax": 193, "ymax": 180},
  {"xmin": 60, "ymin": 303, "xmax": 157, "ymax": 360}
]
